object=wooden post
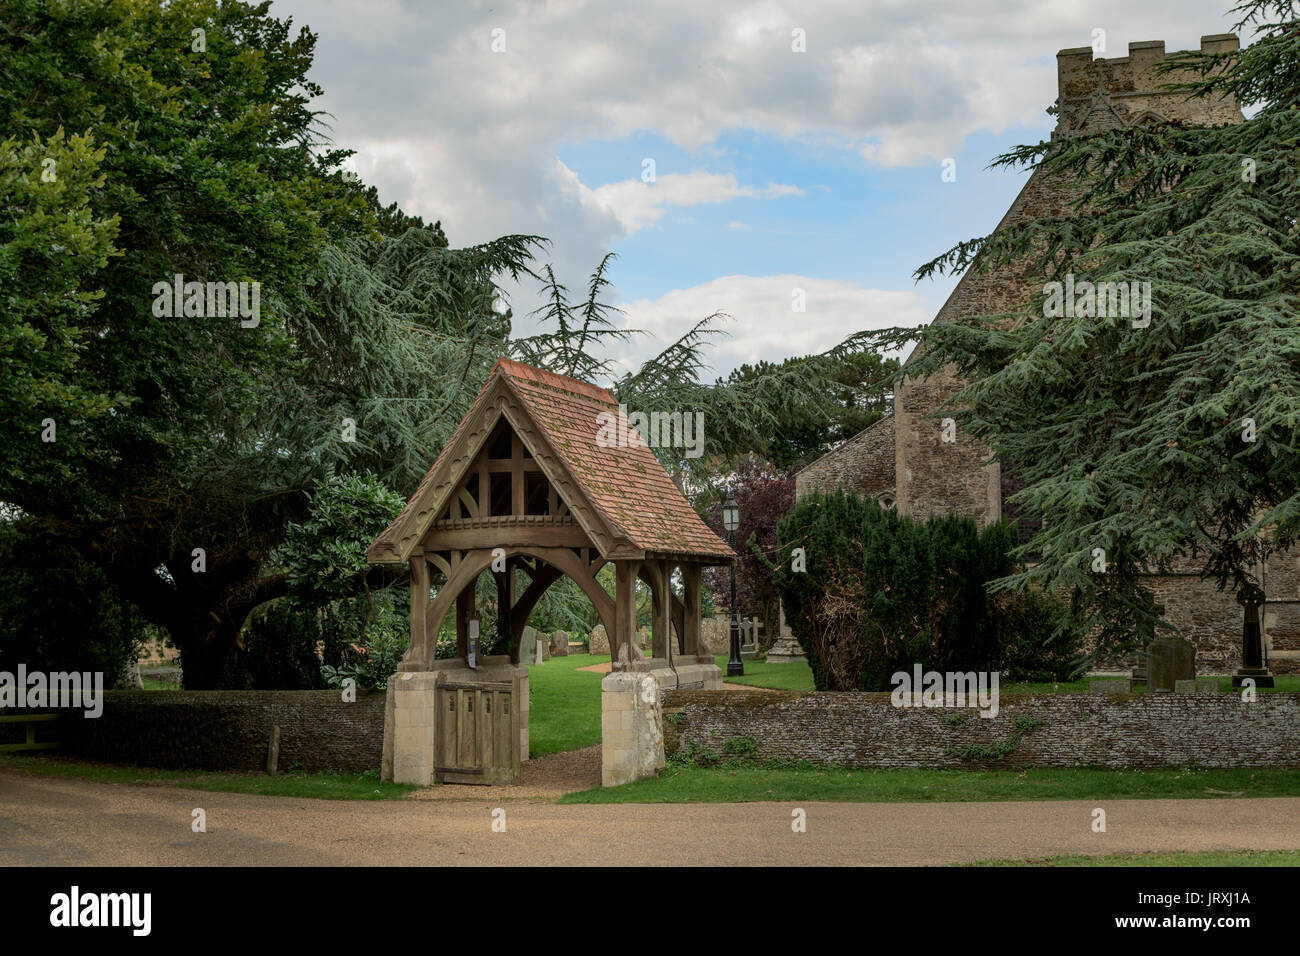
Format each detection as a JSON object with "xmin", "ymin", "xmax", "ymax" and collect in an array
[
  {"xmin": 681, "ymin": 563, "xmax": 702, "ymax": 657},
  {"xmin": 511, "ymin": 432, "xmax": 525, "ymax": 516},
  {"xmin": 496, "ymin": 563, "xmax": 515, "ymax": 662},
  {"xmin": 266, "ymin": 725, "xmax": 280, "ymax": 775},
  {"xmin": 656, "ymin": 559, "xmax": 673, "ymax": 659},
  {"xmin": 409, "ymin": 555, "xmax": 430, "ymax": 668},
  {"xmin": 614, "ymin": 560, "xmax": 640, "ymax": 668}
]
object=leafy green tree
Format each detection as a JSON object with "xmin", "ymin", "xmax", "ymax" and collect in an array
[
  {"xmin": 724, "ymin": 351, "xmax": 897, "ymax": 470},
  {"xmin": 875, "ymin": 0, "xmax": 1300, "ymax": 663},
  {"xmin": 0, "ymin": 0, "xmax": 540, "ymax": 686},
  {"xmin": 514, "ymin": 253, "xmax": 893, "ymax": 488},
  {"xmin": 0, "ymin": 129, "xmax": 122, "ymax": 496}
]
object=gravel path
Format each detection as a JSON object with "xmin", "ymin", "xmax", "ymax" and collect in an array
[
  {"xmin": 2, "ymin": 763, "xmax": 1298, "ymax": 866},
  {"xmin": 411, "ymin": 746, "xmax": 601, "ymax": 800}
]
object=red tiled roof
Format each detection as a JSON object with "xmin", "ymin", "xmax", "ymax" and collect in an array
[{"xmin": 366, "ymin": 358, "xmax": 734, "ymax": 563}]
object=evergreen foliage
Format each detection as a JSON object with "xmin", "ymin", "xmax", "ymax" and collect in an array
[{"xmin": 866, "ymin": 0, "xmax": 1300, "ymax": 663}]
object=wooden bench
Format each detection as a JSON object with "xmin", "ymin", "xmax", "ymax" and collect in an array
[{"xmin": 0, "ymin": 713, "xmax": 61, "ymax": 752}]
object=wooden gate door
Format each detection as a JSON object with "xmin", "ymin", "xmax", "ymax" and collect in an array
[{"xmin": 434, "ymin": 674, "xmax": 522, "ymax": 785}]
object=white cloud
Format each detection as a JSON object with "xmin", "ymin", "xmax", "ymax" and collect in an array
[
  {"xmin": 614, "ymin": 274, "xmax": 930, "ymax": 376},
  {"xmin": 563, "ymin": 165, "xmax": 803, "ymax": 234},
  {"xmin": 277, "ymin": 0, "xmax": 1240, "ymax": 327}
]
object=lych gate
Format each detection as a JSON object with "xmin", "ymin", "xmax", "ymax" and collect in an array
[{"xmin": 366, "ymin": 359, "xmax": 733, "ymax": 787}]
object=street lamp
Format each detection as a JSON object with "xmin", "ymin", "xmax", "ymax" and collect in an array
[{"xmin": 722, "ymin": 492, "xmax": 743, "ymax": 677}]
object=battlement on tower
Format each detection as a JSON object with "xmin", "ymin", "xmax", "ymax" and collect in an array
[{"xmin": 1054, "ymin": 34, "xmax": 1242, "ymax": 137}]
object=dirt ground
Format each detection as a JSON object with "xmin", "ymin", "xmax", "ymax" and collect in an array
[
  {"xmin": 410, "ymin": 746, "xmax": 601, "ymax": 800},
  {"xmin": 3, "ymin": 763, "xmax": 1299, "ymax": 866}
]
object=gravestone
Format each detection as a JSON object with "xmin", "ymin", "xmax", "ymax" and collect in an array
[
  {"xmin": 1146, "ymin": 633, "xmax": 1195, "ymax": 693},
  {"xmin": 550, "ymin": 630, "xmax": 570, "ymax": 657},
  {"xmin": 589, "ymin": 625, "xmax": 609, "ymax": 655},
  {"xmin": 519, "ymin": 626, "xmax": 536, "ymax": 665},
  {"xmin": 740, "ymin": 616, "xmax": 759, "ymax": 660},
  {"xmin": 537, "ymin": 632, "xmax": 549, "ymax": 662},
  {"xmin": 766, "ymin": 602, "xmax": 806, "ymax": 663}
]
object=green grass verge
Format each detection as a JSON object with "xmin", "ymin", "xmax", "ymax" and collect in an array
[
  {"xmin": 716, "ymin": 656, "xmax": 816, "ymax": 691},
  {"xmin": 961, "ymin": 849, "xmax": 1300, "ymax": 866},
  {"xmin": 558, "ymin": 762, "xmax": 1300, "ymax": 804},
  {"xmin": 141, "ymin": 676, "xmax": 182, "ymax": 690},
  {"xmin": 526, "ymin": 653, "xmax": 607, "ymax": 757},
  {"xmin": 0, "ymin": 753, "xmax": 416, "ymax": 800}
]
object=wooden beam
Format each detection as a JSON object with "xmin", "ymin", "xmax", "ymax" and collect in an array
[{"xmin": 422, "ymin": 524, "xmax": 591, "ymax": 551}]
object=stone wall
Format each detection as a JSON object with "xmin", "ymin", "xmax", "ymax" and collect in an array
[
  {"xmin": 663, "ymin": 689, "xmax": 1300, "ymax": 769},
  {"xmin": 29, "ymin": 690, "xmax": 385, "ymax": 772},
  {"xmin": 796, "ymin": 415, "xmax": 894, "ymax": 503}
]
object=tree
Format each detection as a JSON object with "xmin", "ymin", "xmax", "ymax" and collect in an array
[
  {"xmin": 514, "ymin": 253, "xmax": 893, "ymax": 489},
  {"xmin": 873, "ymin": 0, "xmax": 1300, "ymax": 664},
  {"xmin": 723, "ymin": 351, "xmax": 897, "ymax": 470},
  {"xmin": 702, "ymin": 458, "xmax": 795, "ymax": 642},
  {"xmin": 0, "ymin": 0, "xmax": 541, "ymax": 686}
]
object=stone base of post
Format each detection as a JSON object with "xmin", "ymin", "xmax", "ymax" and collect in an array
[
  {"xmin": 387, "ymin": 671, "xmax": 437, "ymax": 786},
  {"xmin": 601, "ymin": 671, "xmax": 665, "ymax": 787}
]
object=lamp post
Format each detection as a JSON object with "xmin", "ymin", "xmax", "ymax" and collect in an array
[{"xmin": 722, "ymin": 492, "xmax": 743, "ymax": 677}]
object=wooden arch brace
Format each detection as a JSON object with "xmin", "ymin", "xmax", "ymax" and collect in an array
[{"xmin": 403, "ymin": 547, "xmax": 616, "ymax": 670}]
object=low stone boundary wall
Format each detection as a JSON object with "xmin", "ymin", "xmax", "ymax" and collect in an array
[
  {"xmin": 11, "ymin": 690, "xmax": 385, "ymax": 772},
  {"xmin": 662, "ymin": 690, "xmax": 1300, "ymax": 770}
]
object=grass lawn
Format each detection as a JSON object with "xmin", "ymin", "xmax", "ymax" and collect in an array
[
  {"xmin": 0, "ymin": 753, "xmax": 416, "ymax": 800},
  {"xmin": 526, "ymin": 652, "xmax": 607, "ymax": 757},
  {"xmin": 961, "ymin": 849, "xmax": 1300, "ymax": 866},
  {"xmin": 559, "ymin": 762, "xmax": 1300, "ymax": 804},
  {"xmin": 716, "ymin": 655, "xmax": 816, "ymax": 691},
  {"xmin": 141, "ymin": 676, "xmax": 182, "ymax": 690}
]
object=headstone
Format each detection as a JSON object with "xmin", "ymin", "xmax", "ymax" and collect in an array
[
  {"xmin": 766, "ymin": 601, "xmax": 806, "ymax": 663},
  {"xmin": 1146, "ymin": 633, "xmax": 1195, "ymax": 693},
  {"xmin": 519, "ymin": 625, "xmax": 536, "ymax": 665},
  {"xmin": 1088, "ymin": 678, "xmax": 1133, "ymax": 694},
  {"xmin": 1175, "ymin": 678, "xmax": 1219, "ymax": 695},
  {"xmin": 740, "ymin": 615, "xmax": 759, "ymax": 660},
  {"xmin": 537, "ymin": 635, "xmax": 549, "ymax": 662},
  {"xmin": 550, "ymin": 630, "xmax": 570, "ymax": 657},
  {"xmin": 589, "ymin": 624, "xmax": 609, "ymax": 655}
]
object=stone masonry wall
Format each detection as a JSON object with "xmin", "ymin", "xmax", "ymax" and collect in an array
[
  {"xmin": 796, "ymin": 415, "xmax": 894, "ymax": 503},
  {"xmin": 22, "ymin": 690, "xmax": 386, "ymax": 772},
  {"xmin": 663, "ymin": 689, "xmax": 1300, "ymax": 769}
]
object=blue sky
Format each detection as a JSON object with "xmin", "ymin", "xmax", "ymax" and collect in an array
[
  {"xmin": 556, "ymin": 125, "xmax": 1043, "ymax": 299},
  {"xmin": 276, "ymin": 0, "xmax": 1244, "ymax": 377}
]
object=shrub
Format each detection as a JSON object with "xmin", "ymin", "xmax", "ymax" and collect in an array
[
  {"xmin": 242, "ymin": 589, "xmax": 409, "ymax": 689},
  {"xmin": 0, "ymin": 522, "xmax": 146, "ymax": 686},
  {"xmin": 722, "ymin": 735, "xmax": 760, "ymax": 760},
  {"xmin": 995, "ymin": 586, "xmax": 1087, "ymax": 682},
  {"xmin": 771, "ymin": 490, "xmax": 1016, "ymax": 691}
]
